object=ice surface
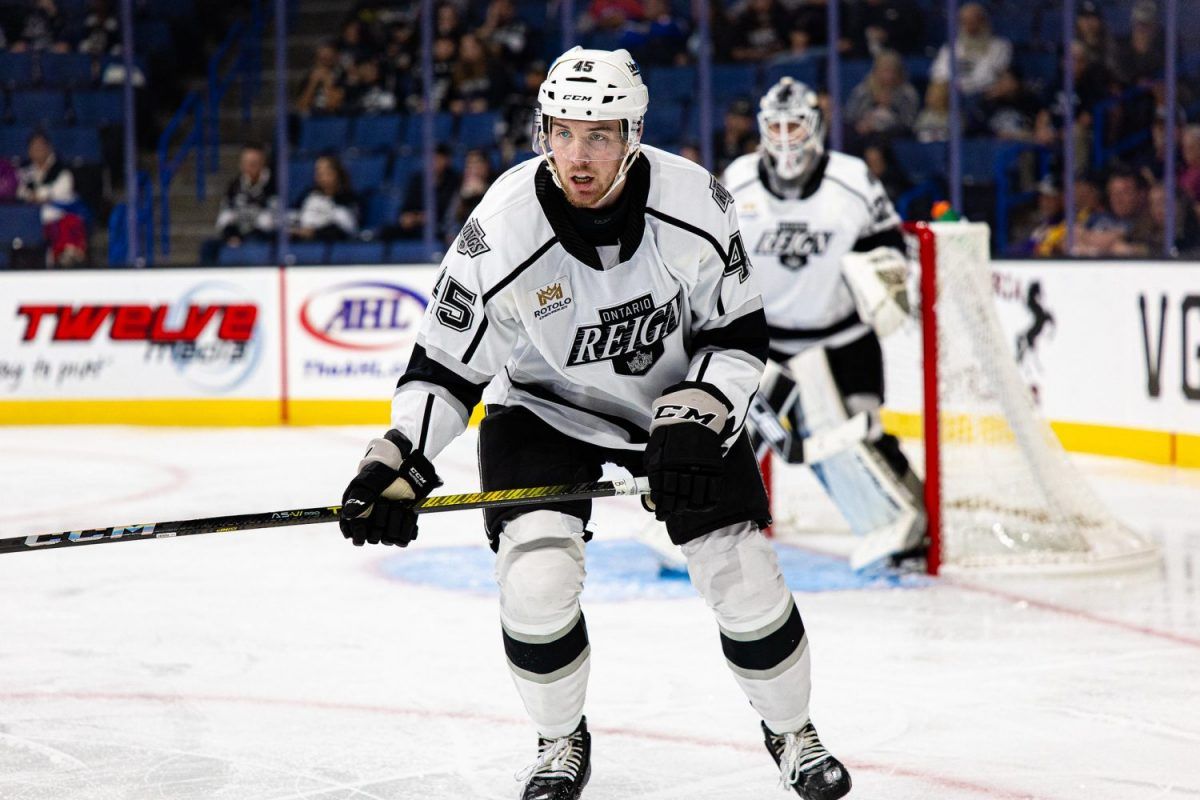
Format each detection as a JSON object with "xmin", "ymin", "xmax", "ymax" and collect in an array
[{"xmin": 1, "ymin": 426, "xmax": 1198, "ymax": 799}]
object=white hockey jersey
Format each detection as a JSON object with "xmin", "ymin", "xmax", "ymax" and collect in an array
[
  {"xmin": 390, "ymin": 146, "xmax": 768, "ymax": 458},
  {"xmin": 721, "ymin": 150, "xmax": 904, "ymax": 356}
]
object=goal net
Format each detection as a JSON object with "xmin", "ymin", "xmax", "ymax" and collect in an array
[{"xmin": 765, "ymin": 221, "xmax": 1159, "ymax": 574}]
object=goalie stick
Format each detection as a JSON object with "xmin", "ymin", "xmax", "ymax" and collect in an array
[
  {"xmin": 746, "ymin": 393, "xmax": 869, "ymax": 465},
  {"xmin": 0, "ymin": 477, "xmax": 651, "ymax": 555}
]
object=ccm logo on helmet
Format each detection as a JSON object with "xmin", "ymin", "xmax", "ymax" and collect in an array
[
  {"xmin": 653, "ymin": 404, "xmax": 718, "ymax": 426},
  {"xmin": 562, "ymin": 94, "xmax": 592, "ymax": 101}
]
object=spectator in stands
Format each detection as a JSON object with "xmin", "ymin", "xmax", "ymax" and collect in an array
[
  {"xmin": 845, "ymin": 49, "xmax": 919, "ymax": 145},
  {"xmin": 347, "ymin": 57, "xmax": 398, "ymax": 114},
  {"xmin": 298, "ymin": 41, "xmax": 347, "ymax": 115},
  {"xmin": 214, "ymin": 143, "xmax": 278, "ymax": 250},
  {"xmin": 17, "ymin": 132, "xmax": 86, "ymax": 266},
  {"xmin": 913, "ymin": 80, "xmax": 951, "ymax": 142},
  {"xmin": 690, "ymin": 2, "xmax": 736, "ymax": 63},
  {"xmin": 678, "ymin": 143, "xmax": 702, "ymax": 165},
  {"xmin": 436, "ymin": 3, "xmax": 466, "ymax": 41},
  {"xmin": 79, "ymin": 0, "xmax": 119, "ymax": 56},
  {"xmin": 8, "ymin": 0, "xmax": 69, "ymax": 52},
  {"xmin": 1075, "ymin": 168, "xmax": 1155, "ymax": 256},
  {"xmin": 451, "ymin": 148, "xmax": 494, "ymax": 229},
  {"xmin": 448, "ymin": 32, "xmax": 508, "ymax": 115},
  {"xmin": 499, "ymin": 60, "xmax": 545, "ymax": 160},
  {"xmin": 1013, "ymin": 174, "xmax": 1067, "ymax": 257},
  {"xmin": 713, "ymin": 98, "xmax": 758, "ymax": 174},
  {"xmin": 1149, "ymin": 183, "xmax": 1200, "ymax": 257},
  {"xmin": 730, "ymin": 0, "xmax": 790, "ymax": 62},
  {"xmin": 291, "ymin": 155, "xmax": 359, "ymax": 242},
  {"xmin": 587, "ymin": 0, "xmax": 645, "ymax": 30},
  {"xmin": 619, "ymin": 0, "xmax": 688, "ymax": 67},
  {"xmin": 1074, "ymin": 1, "xmax": 1117, "ymax": 72},
  {"xmin": 337, "ymin": 19, "xmax": 375, "ymax": 72},
  {"xmin": 389, "ymin": 144, "xmax": 460, "ymax": 241},
  {"xmin": 1112, "ymin": 0, "xmax": 1164, "ymax": 88},
  {"xmin": 405, "ymin": 34, "xmax": 457, "ymax": 112},
  {"xmin": 855, "ymin": 0, "xmax": 924, "ymax": 57},
  {"xmin": 930, "ymin": 2, "xmax": 1011, "ymax": 97},
  {"xmin": 1180, "ymin": 125, "xmax": 1200, "ymax": 205},
  {"xmin": 788, "ymin": 0, "xmax": 856, "ymax": 59},
  {"xmin": 478, "ymin": 0, "xmax": 534, "ymax": 70},
  {"xmin": 863, "ymin": 142, "xmax": 912, "ymax": 202},
  {"xmin": 979, "ymin": 67, "xmax": 1042, "ymax": 140},
  {"xmin": 384, "ymin": 18, "xmax": 418, "ymax": 76}
]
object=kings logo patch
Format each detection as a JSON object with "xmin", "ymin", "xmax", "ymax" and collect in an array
[{"xmin": 455, "ymin": 218, "xmax": 490, "ymax": 258}]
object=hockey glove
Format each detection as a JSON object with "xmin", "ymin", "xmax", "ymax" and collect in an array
[
  {"xmin": 339, "ymin": 430, "xmax": 442, "ymax": 547},
  {"xmin": 644, "ymin": 384, "xmax": 729, "ymax": 519}
]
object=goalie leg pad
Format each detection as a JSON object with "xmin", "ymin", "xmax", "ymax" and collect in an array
[
  {"xmin": 683, "ymin": 522, "xmax": 812, "ymax": 734},
  {"xmin": 496, "ymin": 510, "xmax": 590, "ymax": 738}
]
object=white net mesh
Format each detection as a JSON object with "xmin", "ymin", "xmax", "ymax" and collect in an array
[{"xmin": 767, "ymin": 222, "xmax": 1159, "ymax": 573}]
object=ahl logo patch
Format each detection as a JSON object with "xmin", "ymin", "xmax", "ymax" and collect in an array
[
  {"xmin": 566, "ymin": 290, "xmax": 682, "ymax": 376},
  {"xmin": 533, "ymin": 277, "xmax": 573, "ymax": 320},
  {"xmin": 710, "ymin": 175, "xmax": 733, "ymax": 212},
  {"xmin": 455, "ymin": 218, "xmax": 490, "ymax": 258}
]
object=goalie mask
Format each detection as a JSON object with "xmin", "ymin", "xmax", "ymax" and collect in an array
[
  {"xmin": 757, "ymin": 77, "xmax": 825, "ymax": 189},
  {"xmin": 535, "ymin": 46, "xmax": 649, "ymax": 205}
]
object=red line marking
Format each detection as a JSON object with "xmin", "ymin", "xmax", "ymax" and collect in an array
[
  {"xmin": 0, "ymin": 690, "xmax": 1028, "ymax": 799},
  {"xmin": 0, "ymin": 447, "xmax": 190, "ymax": 525},
  {"xmin": 777, "ymin": 541, "xmax": 1200, "ymax": 651}
]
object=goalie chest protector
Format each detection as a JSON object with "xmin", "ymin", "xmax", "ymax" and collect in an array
[{"xmin": 722, "ymin": 151, "xmax": 901, "ymax": 352}]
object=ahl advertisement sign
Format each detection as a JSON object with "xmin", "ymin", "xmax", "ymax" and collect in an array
[{"xmin": 284, "ymin": 266, "xmax": 439, "ymax": 402}]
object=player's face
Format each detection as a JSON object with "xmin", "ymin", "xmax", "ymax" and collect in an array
[{"xmin": 548, "ymin": 118, "xmax": 627, "ymax": 209}]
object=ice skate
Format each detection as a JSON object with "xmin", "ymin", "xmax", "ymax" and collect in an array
[
  {"xmin": 516, "ymin": 716, "xmax": 591, "ymax": 800},
  {"xmin": 762, "ymin": 720, "xmax": 851, "ymax": 799}
]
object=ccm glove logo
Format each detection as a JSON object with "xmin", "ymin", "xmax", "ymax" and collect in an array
[{"xmin": 653, "ymin": 404, "xmax": 719, "ymax": 426}]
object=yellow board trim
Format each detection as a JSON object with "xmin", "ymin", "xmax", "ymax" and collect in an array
[
  {"xmin": 0, "ymin": 399, "xmax": 282, "ymax": 426},
  {"xmin": 1, "ymin": 401, "xmax": 1194, "ymax": 469}
]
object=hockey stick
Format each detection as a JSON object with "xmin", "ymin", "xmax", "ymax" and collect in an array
[{"xmin": 0, "ymin": 477, "xmax": 651, "ymax": 555}]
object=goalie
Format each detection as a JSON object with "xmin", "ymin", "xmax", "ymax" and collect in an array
[{"xmin": 721, "ymin": 77, "xmax": 925, "ymax": 568}]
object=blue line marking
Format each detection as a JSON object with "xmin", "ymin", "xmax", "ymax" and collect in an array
[{"xmin": 379, "ymin": 540, "xmax": 932, "ymax": 601}]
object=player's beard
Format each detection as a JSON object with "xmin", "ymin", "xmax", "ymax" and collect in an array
[{"xmin": 555, "ymin": 159, "xmax": 621, "ymax": 209}]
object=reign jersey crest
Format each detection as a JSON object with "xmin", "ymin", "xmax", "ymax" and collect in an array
[
  {"xmin": 566, "ymin": 290, "xmax": 682, "ymax": 376},
  {"xmin": 754, "ymin": 221, "xmax": 834, "ymax": 270}
]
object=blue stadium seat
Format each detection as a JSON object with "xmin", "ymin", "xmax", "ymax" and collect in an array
[
  {"xmin": 834, "ymin": 60, "xmax": 873, "ymax": 102},
  {"xmin": 891, "ymin": 139, "xmax": 947, "ymax": 183},
  {"xmin": 343, "ymin": 154, "xmax": 389, "ymax": 194},
  {"xmin": 134, "ymin": 20, "xmax": 173, "ymax": 55},
  {"xmin": 961, "ymin": 138, "xmax": 999, "ymax": 185},
  {"xmin": 903, "ymin": 56, "xmax": 933, "ymax": 85},
  {"xmin": 46, "ymin": 126, "xmax": 102, "ymax": 164},
  {"xmin": 0, "ymin": 247, "xmax": 9, "ymax": 269},
  {"xmin": 364, "ymin": 188, "xmax": 405, "ymax": 229},
  {"xmin": 40, "ymin": 54, "xmax": 95, "ymax": 88},
  {"xmin": 459, "ymin": 111, "xmax": 501, "ymax": 150},
  {"xmin": 0, "ymin": 127, "xmax": 30, "ymax": 160},
  {"xmin": 352, "ymin": 114, "xmax": 404, "ymax": 153},
  {"xmin": 219, "ymin": 241, "xmax": 274, "ymax": 266},
  {"xmin": 763, "ymin": 59, "xmax": 821, "ymax": 93},
  {"xmin": 711, "ymin": 64, "xmax": 761, "ymax": 104},
  {"xmin": 402, "ymin": 113, "xmax": 455, "ymax": 151},
  {"xmin": 287, "ymin": 159, "xmax": 315, "ymax": 206},
  {"xmin": 645, "ymin": 66, "xmax": 695, "ymax": 107},
  {"xmin": 388, "ymin": 240, "xmax": 434, "ymax": 263},
  {"xmin": 10, "ymin": 91, "xmax": 69, "ymax": 126},
  {"xmin": 71, "ymin": 89, "xmax": 124, "ymax": 126},
  {"xmin": 283, "ymin": 241, "xmax": 329, "ymax": 265},
  {"xmin": 642, "ymin": 100, "xmax": 686, "ymax": 147},
  {"xmin": 329, "ymin": 241, "xmax": 386, "ymax": 264},
  {"xmin": 298, "ymin": 116, "xmax": 352, "ymax": 155},
  {"xmin": 0, "ymin": 53, "xmax": 36, "ymax": 89},
  {"xmin": 390, "ymin": 157, "xmax": 419, "ymax": 189},
  {"xmin": 0, "ymin": 205, "xmax": 46, "ymax": 249}
]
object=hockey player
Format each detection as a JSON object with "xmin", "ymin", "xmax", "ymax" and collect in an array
[
  {"xmin": 722, "ymin": 77, "xmax": 926, "ymax": 568},
  {"xmin": 338, "ymin": 49, "xmax": 851, "ymax": 800}
]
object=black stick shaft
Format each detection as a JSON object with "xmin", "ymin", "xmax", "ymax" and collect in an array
[{"xmin": 0, "ymin": 478, "xmax": 648, "ymax": 555}]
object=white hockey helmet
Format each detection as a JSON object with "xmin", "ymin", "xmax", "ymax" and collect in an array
[
  {"xmin": 757, "ymin": 77, "xmax": 825, "ymax": 184},
  {"xmin": 536, "ymin": 47, "xmax": 649, "ymax": 201}
]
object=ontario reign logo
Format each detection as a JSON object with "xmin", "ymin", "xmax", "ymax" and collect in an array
[
  {"xmin": 566, "ymin": 291, "xmax": 682, "ymax": 376},
  {"xmin": 455, "ymin": 218, "xmax": 490, "ymax": 258},
  {"xmin": 755, "ymin": 221, "xmax": 833, "ymax": 270}
]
